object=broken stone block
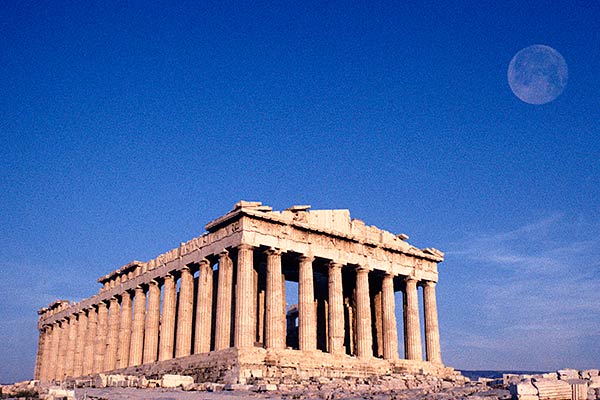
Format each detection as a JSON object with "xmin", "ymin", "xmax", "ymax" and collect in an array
[
  {"xmin": 160, "ymin": 374, "xmax": 194, "ymax": 388},
  {"xmin": 533, "ymin": 379, "xmax": 571, "ymax": 400},
  {"xmin": 509, "ymin": 381, "xmax": 537, "ymax": 398}
]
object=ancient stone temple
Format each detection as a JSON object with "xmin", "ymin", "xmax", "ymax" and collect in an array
[{"xmin": 34, "ymin": 201, "xmax": 453, "ymax": 384}]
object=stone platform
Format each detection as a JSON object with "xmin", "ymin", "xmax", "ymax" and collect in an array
[{"xmin": 70, "ymin": 347, "xmax": 456, "ymax": 385}]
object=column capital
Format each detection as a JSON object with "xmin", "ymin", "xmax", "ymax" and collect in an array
[
  {"xmin": 199, "ymin": 258, "xmax": 211, "ymax": 268},
  {"xmin": 328, "ymin": 261, "xmax": 342, "ymax": 270},
  {"xmin": 148, "ymin": 279, "xmax": 159, "ymax": 287},
  {"xmin": 404, "ymin": 276, "xmax": 419, "ymax": 285},
  {"xmin": 219, "ymin": 249, "xmax": 229, "ymax": 257},
  {"xmin": 265, "ymin": 247, "xmax": 282, "ymax": 256},
  {"xmin": 163, "ymin": 273, "xmax": 174, "ymax": 281},
  {"xmin": 422, "ymin": 280, "xmax": 437, "ymax": 288},
  {"xmin": 133, "ymin": 285, "xmax": 145, "ymax": 293},
  {"xmin": 237, "ymin": 243, "xmax": 254, "ymax": 252},
  {"xmin": 298, "ymin": 254, "xmax": 314, "ymax": 263},
  {"xmin": 355, "ymin": 265, "xmax": 371, "ymax": 274}
]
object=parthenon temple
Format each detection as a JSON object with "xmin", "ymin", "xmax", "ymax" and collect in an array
[{"xmin": 34, "ymin": 201, "xmax": 454, "ymax": 384}]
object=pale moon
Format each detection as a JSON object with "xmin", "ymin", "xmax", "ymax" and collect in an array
[{"xmin": 507, "ymin": 44, "xmax": 568, "ymax": 105}]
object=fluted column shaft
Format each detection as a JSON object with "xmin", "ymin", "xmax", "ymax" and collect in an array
[
  {"xmin": 159, "ymin": 274, "xmax": 176, "ymax": 361},
  {"xmin": 214, "ymin": 251, "xmax": 233, "ymax": 350},
  {"xmin": 381, "ymin": 273, "xmax": 399, "ymax": 360},
  {"xmin": 117, "ymin": 292, "xmax": 132, "ymax": 368},
  {"xmin": 298, "ymin": 255, "xmax": 316, "ymax": 351},
  {"xmin": 93, "ymin": 302, "xmax": 108, "ymax": 373},
  {"xmin": 39, "ymin": 327, "xmax": 52, "ymax": 381},
  {"xmin": 235, "ymin": 244, "xmax": 255, "ymax": 348},
  {"xmin": 404, "ymin": 277, "xmax": 423, "ymax": 360},
  {"xmin": 176, "ymin": 266, "xmax": 194, "ymax": 358},
  {"xmin": 355, "ymin": 267, "xmax": 373, "ymax": 358},
  {"xmin": 143, "ymin": 280, "xmax": 161, "ymax": 363},
  {"xmin": 265, "ymin": 248, "xmax": 284, "ymax": 349},
  {"xmin": 423, "ymin": 281, "xmax": 442, "ymax": 363},
  {"xmin": 194, "ymin": 259, "xmax": 213, "ymax": 354},
  {"xmin": 34, "ymin": 328, "xmax": 46, "ymax": 380},
  {"xmin": 73, "ymin": 311, "xmax": 88, "ymax": 377},
  {"xmin": 83, "ymin": 307, "xmax": 97, "ymax": 375},
  {"xmin": 129, "ymin": 286, "xmax": 146, "ymax": 366},
  {"xmin": 64, "ymin": 315, "xmax": 78, "ymax": 377},
  {"xmin": 328, "ymin": 262, "xmax": 344, "ymax": 354},
  {"xmin": 104, "ymin": 297, "xmax": 120, "ymax": 371},
  {"xmin": 48, "ymin": 322, "xmax": 61, "ymax": 381},
  {"xmin": 55, "ymin": 320, "xmax": 69, "ymax": 380}
]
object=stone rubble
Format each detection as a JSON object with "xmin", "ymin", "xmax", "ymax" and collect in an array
[{"xmin": 5, "ymin": 368, "xmax": 600, "ymax": 400}]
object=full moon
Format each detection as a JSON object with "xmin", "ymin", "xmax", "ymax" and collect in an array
[{"xmin": 507, "ymin": 44, "xmax": 568, "ymax": 105}]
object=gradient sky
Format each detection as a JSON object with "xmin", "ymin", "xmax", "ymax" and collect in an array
[{"xmin": 1, "ymin": 1, "xmax": 599, "ymax": 383}]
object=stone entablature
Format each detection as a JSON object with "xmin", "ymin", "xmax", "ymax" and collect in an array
[{"xmin": 34, "ymin": 201, "xmax": 448, "ymax": 384}]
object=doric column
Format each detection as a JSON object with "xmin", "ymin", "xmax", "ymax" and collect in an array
[
  {"xmin": 73, "ymin": 310, "xmax": 88, "ymax": 377},
  {"xmin": 143, "ymin": 280, "xmax": 161, "ymax": 363},
  {"xmin": 56, "ymin": 318, "xmax": 69, "ymax": 380},
  {"xmin": 48, "ymin": 322, "xmax": 61, "ymax": 381},
  {"xmin": 117, "ymin": 291, "xmax": 132, "ymax": 368},
  {"xmin": 355, "ymin": 267, "xmax": 373, "ymax": 358},
  {"xmin": 175, "ymin": 266, "xmax": 194, "ymax": 358},
  {"xmin": 34, "ymin": 327, "xmax": 46, "ymax": 380},
  {"xmin": 159, "ymin": 274, "xmax": 176, "ymax": 361},
  {"xmin": 423, "ymin": 281, "xmax": 442, "ymax": 364},
  {"xmin": 64, "ymin": 315, "xmax": 78, "ymax": 377},
  {"xmin": 83, "ymin": 306, "xmax": 97, "ymax": 375},
  {"xmin": 194, "ymin": 259, "xmax": 213, "ymax": 354},
  {"xmin": 327, "ymin": 262, "xmax": 344, "ymax": 354},
  {"xmin": 129, "ymin": 285, "xmax": 146, "ymax": 366},
  {"xmin": 403, "ymin": 277, "xmax": 423, "ymax": 361},
  {"xmin": 93, "ymin": 302, "xmax": 108, "ymax": 373},
  {"xmin": 214, "ymin": 250, "xmax": 233, "ymax": 350},
  {"xmin": 381, "ymin": 273, "xmax": 398, "ymax": 360},
  {"xmin": 265, "ymin": 248, "xmax": 284, "ymax": 349},
  {"xmin": 103, "ymin": 297, "xmax": 120, "ymax": 371},
  {"xmin": 38, "ymin": 326, "xmax": 52, "ymax": 381},
  {"xmin": 298, "ymin": 255, "xmax": 316, "ymax": 351},
  {"xmin": 234, "ymin": 244, "xmax": 255, "ymax": 348}
]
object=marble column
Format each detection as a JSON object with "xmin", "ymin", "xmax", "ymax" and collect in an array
[
  {"xmin": 423, "ymin": 281, "xmax": 442, "ymax": 364},
  {"xmin": 38, "ymin": 327, "xmax": 52, "ymax": 381},
  {"xmin": 327, "ymin": 262, "xmax": 344, "ymax": 354},
  {"xmin": 143, "ymin": 280, "xmax": 161, "ymax": 363},
  {"xmin": 403, "ymin": 277, "xmax": 423, "ymax": 361},
  {"xmin": 265, "ymin": 248, "xmax": 284, "ymax": 349},
  {"xmin": 34, "ymin": 328, "xmax": 46, "ymax": 380},
  {"xmin": 355, "ymin": 267, "xmax": 373, "ymax": 358},
  {"xmin": 298, "ymin": 255, "xmax": 316, "ymax": 351},
  {"xmin": 104, "ymin": 297, "xmax": 120, "ymax": 371},
  {"xmin": 176, "ymin": 266, "xmax": 194, "ymax": 358},
  {"xmin": 48, "ymin": 322, "xmax": 61, "ymax": 381},
  {"xmin": 159, "ymin": 274, "xmax": 176, "ymax": 361},
  {"xmin": 194, "ymin": 259, "xmax": 213, "ymax": 354},
  {"xmin": 83, "ymin": 306, "xmax": 97, "ymax": 375},
  {"xmin": 214, "ymin": 251, "xmax": 233, "ymax": 350},
  {"xmin": 234, "ymin": 244, "xmax": 255, "ymax": 348},
  {"xmin": 73, "ymin": 310, "xmax": 88, "ymax": 377},
  {"xmin": 117, "ymin": 291, "xmax": 132, "ymax": 369},
  {"xmin": 129, "ymin": 285, "xmax": 146, "ymax": 366},
  {"xmin": 93, "ymin": 302, "xmax": 108, "ymax": 373},
  {"xmin": 64, "ymin": 315, "xmax": 78, "ymax": 377},
  {"xmin": 381, "ymin": 273, "xmax": 398, "ymax": 360},
  {"xmin": 55, "ymin": 320, "xmax": 69, "ymax": 380}
]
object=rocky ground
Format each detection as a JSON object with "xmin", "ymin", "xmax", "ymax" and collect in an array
[{"xmin": 75, "ymin": 383, "xmax": 511, "ymax": 400}]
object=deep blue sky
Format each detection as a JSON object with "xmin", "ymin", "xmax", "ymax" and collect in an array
[{"xmin": 1, "ymin": 1, "xmax": 599, "ymax": 383}]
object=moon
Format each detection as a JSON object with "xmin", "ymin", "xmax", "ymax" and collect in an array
[{"xmin": 507, "ymin": 44, "xmax": 568, "ymax": 105}]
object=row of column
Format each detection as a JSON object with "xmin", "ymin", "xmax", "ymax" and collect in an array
[{"xmin": 35, "ymin": 243, "xmax": 442, "ymax": 382}]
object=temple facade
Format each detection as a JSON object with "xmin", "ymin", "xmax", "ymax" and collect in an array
[{"xmin": 34, "ymin": 201, "xmax": 453, "ymax": 384}]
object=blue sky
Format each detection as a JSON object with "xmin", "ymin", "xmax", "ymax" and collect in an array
[{"xmin": 1, "ymin": 1, "xmax": 599, "ymax": 383}]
